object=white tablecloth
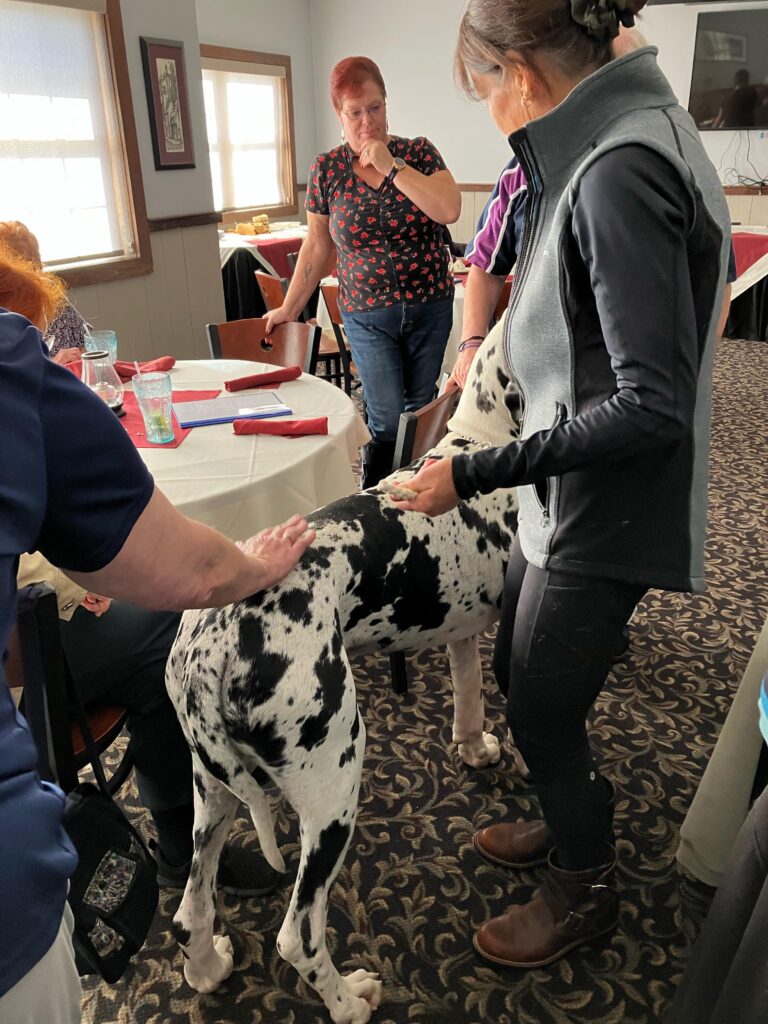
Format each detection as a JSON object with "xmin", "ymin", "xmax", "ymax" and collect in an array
[
  {"xmin": 135, "ymin": 360, "xmax": 369, "ymax": 540},
  {"xmin": 316, "ymin": 277, "xmax": 466, "ymax": 379}
]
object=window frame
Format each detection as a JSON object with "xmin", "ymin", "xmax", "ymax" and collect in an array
[
  {"xmin": 199, "ymin": 44, "xmax": 298, "ymax": 223},
  {"xmin": 12, "ymin": 0, "xmax": 153, "ymax": 287}
]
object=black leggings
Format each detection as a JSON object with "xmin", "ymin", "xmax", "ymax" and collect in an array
[{"xmin": 494, "ymin": 536, "xmax": 645, "ymax": 871}]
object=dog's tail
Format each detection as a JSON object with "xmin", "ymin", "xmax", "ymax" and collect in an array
[{"xmin": 229, "ymin": 772, "xmax": 286, "ymax": 873}]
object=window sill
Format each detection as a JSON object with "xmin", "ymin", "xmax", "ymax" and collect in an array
[
  {"xmin": 51, "ymin": 252, "xmax": 154, "ymax": 289},
  {"xmin": 220, "ymin": 201, "xmax": 299, "ymax": 226}
]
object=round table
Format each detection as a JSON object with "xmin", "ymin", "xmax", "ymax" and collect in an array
[{"xmin": 136, "ymin": 360, "xmax": 370, "ymax": 540}]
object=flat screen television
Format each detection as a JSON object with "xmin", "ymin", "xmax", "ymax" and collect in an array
[{"xmin": 688, "ymin": 8, "xmax": 768, "ymax": 130}]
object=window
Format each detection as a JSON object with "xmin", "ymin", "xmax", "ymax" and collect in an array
[
  {"xmin": 200, "ymin": 45, "xmax": 297, "ymax": 219},
  {"xmin": 0, "ymin": 0, "xmax": 150, "ymax": 283}
]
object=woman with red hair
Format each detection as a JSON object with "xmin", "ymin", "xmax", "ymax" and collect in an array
[
  {"xmin": 266, "ymin": 56, "xmax": 461, "ymax": 487},
  {"xmin": 0, "ymin": 221, "xmax": 89, "ymax": 364}
]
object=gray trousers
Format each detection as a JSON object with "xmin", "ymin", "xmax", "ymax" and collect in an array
[{"xmin": 0, "ymin": 904, "xmax": 80, "ymax": 1024}]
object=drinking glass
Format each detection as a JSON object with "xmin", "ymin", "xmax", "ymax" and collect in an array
[
  {"xmin": 81, "ymin": 350, "xmax": 124, "ymax": 413},
  {"xmin": 86, "ymin": 329, "xmax": 118, "ymax": 362},
  {"xmin": 132, "ymin": 371, "xmax": 174, "ymax": 443}
]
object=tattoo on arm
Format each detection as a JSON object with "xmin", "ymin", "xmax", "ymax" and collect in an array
[{"xmin": 302, "ymin": 262, "xmax": 313, "ymax": 286}]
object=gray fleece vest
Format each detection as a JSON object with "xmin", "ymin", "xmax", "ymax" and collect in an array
[{"xmin": 502, "ymin": 47, "xmax": 730, "ymax": 590}]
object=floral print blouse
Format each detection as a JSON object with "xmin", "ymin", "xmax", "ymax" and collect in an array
[{"xmin": 305, "ymin": 135, "xmax": 454, "ymax": 314}]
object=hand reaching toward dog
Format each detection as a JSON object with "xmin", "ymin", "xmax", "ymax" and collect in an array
[
  {"xmin": 240, "ymin": 514, "xmax": 316, "ymax": 591},
  {"xmin": 388, "ymin": 458, "xmax": 460, "ymax": 516}
]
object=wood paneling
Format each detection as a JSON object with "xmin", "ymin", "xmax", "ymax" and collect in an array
[{"xmin": 68, "ymin": 223, "xmax": 225, "ymax": 361}]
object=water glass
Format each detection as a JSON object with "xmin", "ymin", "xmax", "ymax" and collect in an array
[
  {"xmin": 132, "ymin": 371, "xmax": 174, "ymax": 444},
  {"xmin": 86, "ymin": 329, "xmax": 118, "ymax": 362}
]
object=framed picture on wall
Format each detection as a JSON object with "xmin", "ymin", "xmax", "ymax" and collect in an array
[{"xmin": 140, "ymin": 37, "xmax": 195, "ymax": 170}]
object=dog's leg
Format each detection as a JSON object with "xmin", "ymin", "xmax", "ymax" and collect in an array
[
  {"xmin": 172, "ymin": 756, "xmax": 239, "ymax": 994},
  {"xmin": 447, "ymin": 635, "xmax": 501, "ymax": 768},
  {"xmin": 277, "ymin": 712, "xmax": 381, "ymax": 1024}
]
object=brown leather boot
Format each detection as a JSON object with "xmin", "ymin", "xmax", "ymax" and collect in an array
[
  {"xmin": 473, "ymin": 850, "xmax": 618, "ymax": 968},
  {"xmin": 473, "ymin": 779, "xmax": 615, "ymax": 870},
  {"xmin": 474, "ymin": 819, "xmax": 553, "ymax": 869}
]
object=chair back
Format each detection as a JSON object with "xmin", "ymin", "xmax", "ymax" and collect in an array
[
  {"xmin": 10, "ymin": 584, "xmax": 130, "ymax": 794},
  {"xmin": 492, "ymin": 278, "xmax": 514, "ymax": 324},
  {"xmin": 320, "ymin": 282, "xmax": 343, "ymax": 326},
  {"xmin": 255, "ymin": 270, "xmax": 288, "ymax": 312},
  {"xmin": 207, "ymin": 318, "xmax": 321, "ymax": 373},
  {"xmin": 393, "ymin": 384, "xmax": 462, "ymax": 469}
]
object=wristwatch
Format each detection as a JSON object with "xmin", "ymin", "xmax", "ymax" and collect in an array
[{"xmin": 388, "ymin": 157, "xmax": 406, "ymax": 182}]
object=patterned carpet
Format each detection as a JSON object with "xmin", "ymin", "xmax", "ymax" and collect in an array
[{"xmin": 82, "ymin": 339, "xmax": 768, "ymax": 1024}]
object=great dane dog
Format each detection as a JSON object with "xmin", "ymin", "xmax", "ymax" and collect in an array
[{"xmin": 166, "ymin": 324, "xmax": 521, "ymax": 1023}]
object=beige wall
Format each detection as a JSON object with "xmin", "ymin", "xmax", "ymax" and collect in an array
[
  {"xmin": 726, "ymin": 194, "xmax": 768, "ymax": 228},
  {"xmin": 70, "ymin": 224, "xmax": 224, "ymax": 361}
]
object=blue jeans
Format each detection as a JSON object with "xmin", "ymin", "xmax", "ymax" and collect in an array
[{"xmin": 342, "ymin": 298, "xmax": 453, "ymax": 443}]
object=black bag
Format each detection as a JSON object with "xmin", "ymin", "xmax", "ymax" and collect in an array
[
  {"xmin": 62, "ymin": 681, "xmax": 158, "ymax": 982},
  {"xmin": 63, "ymin": 782, "xmax": 159, "ymax": 981}
]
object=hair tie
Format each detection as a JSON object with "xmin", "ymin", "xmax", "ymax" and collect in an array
[{"xmin": 570, "ymin": 0, "xmax": 635, "ymax": 42}]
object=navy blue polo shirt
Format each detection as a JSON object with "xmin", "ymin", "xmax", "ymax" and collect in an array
[{"xmin": 0, "ymin": 309, "xmax": 154, "ymax": 996}]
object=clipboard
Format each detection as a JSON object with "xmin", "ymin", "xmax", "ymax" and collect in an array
[{"xmin": 173, "ymin": 391, "xmax": 291, "ymax": 428}]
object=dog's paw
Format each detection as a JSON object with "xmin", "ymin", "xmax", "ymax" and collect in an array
[
  {"xmin": 458, "ymin": 731, "xmax": 501, "ymax": 768},
  {"xmin": 329, "ymin": 970, "xmax": 382, "ymax": 1023},
  {"xmin": 183, "ymin": 934, "xmax": 234, "ymax": 993}
]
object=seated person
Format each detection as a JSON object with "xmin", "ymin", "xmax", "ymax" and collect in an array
[
  {"xmin": 17, "ymin": 552, "xmax": 277, "ymax": 895},
  {"xmin": 0, "ymin": 220, "xmax": 88, "ymax": 364}
]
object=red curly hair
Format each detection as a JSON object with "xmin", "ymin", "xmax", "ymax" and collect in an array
[
  {"xmin": 329, "ymin": 56, "xmax": 386, "ymax": 110},
  {"xmin": 0, "ymin": 242, "xmax": 66, "ymax": 330}
]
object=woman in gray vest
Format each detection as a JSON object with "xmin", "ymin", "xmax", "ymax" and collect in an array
[{"xmin": 392, "ymin": 0, "xmax": 731, "ymax": 967}]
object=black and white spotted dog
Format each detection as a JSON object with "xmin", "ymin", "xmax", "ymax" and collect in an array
[{"xmin": 166, "ymin": 326, "xmax": 521, "ymax": 1023}]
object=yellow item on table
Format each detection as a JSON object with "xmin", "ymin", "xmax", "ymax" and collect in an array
[{"xmin": 235, "ymin": 222, "xmax": 254, "ymax": 235}]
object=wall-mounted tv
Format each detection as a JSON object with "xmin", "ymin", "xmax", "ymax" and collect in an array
[{"xmin": 688, "ymin": 8, "xmax": 768, "ymax": 130}]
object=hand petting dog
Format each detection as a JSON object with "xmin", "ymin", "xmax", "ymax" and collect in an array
[{"xmin": 389, "ymin": 457, "xmax": 461, "ymax": 516}]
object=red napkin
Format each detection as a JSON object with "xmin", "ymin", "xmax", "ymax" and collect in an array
[
  {"xmin": 114, "ymin": 356, "xmax": 176, "ymax": 381},
  {"xmin": 233, "ymin": 417, "xmax": 328, "ymax": 437},
  {"xmin": 65, "ymin": 356, "xmax": 176, "ymax": 381},
  {"xmin": 225, "ymin": 365, "xmax": 302, "ymax": 392}
]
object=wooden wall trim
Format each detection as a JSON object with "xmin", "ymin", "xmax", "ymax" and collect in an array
[
  {"xmin": 724, "ymin": 185, "xmax": 768, "ymax": 196},
  {"xmin": 103, "ymin": 0, "xmax": 152, "ymax": 277},
  {"xmin": 149, "ymin": 211, "xmax": 223, "ymax": 232}
]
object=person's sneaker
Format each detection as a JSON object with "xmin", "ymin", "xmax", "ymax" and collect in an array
[{"xmin": 150, "ymin": 839, "xmax": 280, "ymax": 897}]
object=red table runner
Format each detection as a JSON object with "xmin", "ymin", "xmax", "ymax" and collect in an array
[
  {"xmin": 246, "ymin": 234, "xmax": 304, "ymax": 278},
  {"xmin": 732, "ymin": 231, "xmax": 768, "ymax": 278},
  {"xmin": 123, "ymin": 389, "xmax": 219, "ymax": 448}
]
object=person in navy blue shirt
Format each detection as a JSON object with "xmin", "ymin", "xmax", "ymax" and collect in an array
[{"xmin": 0, "ymin": 249, "xmax": 315, "ymax": 1021}]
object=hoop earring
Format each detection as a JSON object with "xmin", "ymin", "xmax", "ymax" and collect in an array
[{"xmin": 521, "ymin": 92, "xmax": 533, "ymax": 119}]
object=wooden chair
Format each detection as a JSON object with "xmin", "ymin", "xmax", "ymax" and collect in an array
[
  {"xmin": 319, "ymin": 282, "xmax": 358, "ymax": 396},
  {"xmin": 254, "ymin": 270, "xmax": 348, "ymax": 390},
  {"xmin": 8, "ymin": 584, "xmax": 133, "ymax": 795},
  {"xmin": 492, "ymin": 277, "xmax": 514, "ymax": 325},
  {"xmin": 388, "ymin": 384, "xmax": 462, "ymax": 695},
  {"xmin": 254, "ymin": 269, "xmax": 290, "ymax": 312},
  {"xmin": 207, "ymin": 317, "xmax": 321, "ymax": 373}
]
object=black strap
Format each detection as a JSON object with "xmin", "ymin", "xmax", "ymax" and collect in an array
[{"xmin": 63, "ymin": 661, "xmax": 111, "ymax": 798}]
